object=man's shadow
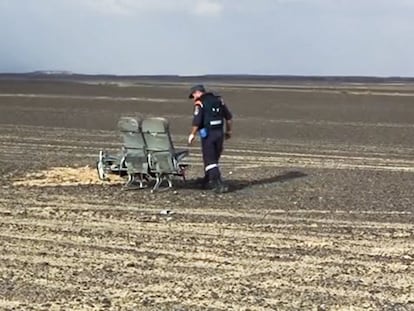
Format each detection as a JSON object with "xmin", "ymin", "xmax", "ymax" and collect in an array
[
  {"xmin": 181, "ymin": 170, "xmax": 307, "ymax": 193},
  {"xmin": 226, "ymin": 170, "xmax": 307, "ymax": 193}
]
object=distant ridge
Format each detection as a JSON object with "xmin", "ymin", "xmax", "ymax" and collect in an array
[
  {"xmin": 31, "ymin": 70, "xmax": 73, "ymax": 75},
  {"xmin": 0, "ymin": 71, "xmax": 414, "ymax": 84}
]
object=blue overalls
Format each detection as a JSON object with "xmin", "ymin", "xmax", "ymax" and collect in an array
[{"xmin": 192, "ymin": 92, "xmax": 232, "ymax": 185}]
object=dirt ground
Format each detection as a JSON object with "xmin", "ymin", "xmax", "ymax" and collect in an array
[{"xmin": 0, "ymin": 78, "xmax": 413, "ymax": 311}]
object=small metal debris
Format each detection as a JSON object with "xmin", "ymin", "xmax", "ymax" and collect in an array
[{"xmin": 159, "ymin": 209, "xmax": 174, "ymax": 216}]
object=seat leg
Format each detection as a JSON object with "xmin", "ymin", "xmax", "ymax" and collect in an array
[
  {"xmin": 180, "ymin": 167, "xmax": 187, "ymax": 183},
  {"xmin": 125, "ymin": 173, "xmax": 134, "ymax": 188},
  {"xmin": 151, "ymin": 175, "xmax": 162, "ymax": 193},
  {"xmin": 137, "ymin": 173, "xmax": 146, "ymax": 189},
  {"xmin": 159, "ymin": 175, "xmax": 173, "ymax": 192},
  {"xmin": 124, "ymin": 173, "xmax": 147, "ymax": 190},
  {"xmin": 97, "ymin": 150, "xmax": 108, "ymax": 181},
  {"xmin": 167, "ymin": 176, "xmax": 173, "ymax": 189},
  {"xmin": 151, "ymin": 174, "xmax": 174, "ymax": 192}
]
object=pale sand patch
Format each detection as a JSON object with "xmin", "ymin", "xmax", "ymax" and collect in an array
[{"xmin": 12, "ymin": 166, "xmax": 124, "ymax": 187}]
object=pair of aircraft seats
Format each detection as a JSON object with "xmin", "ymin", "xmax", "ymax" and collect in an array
[{"xmin": 99, "ymin": 116, "xmax": 188, "ymax": 192}]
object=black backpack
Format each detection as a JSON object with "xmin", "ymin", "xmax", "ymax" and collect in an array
[{"xmin": 202, "ymin": 93, "xmax": 223, "ymax": 129}]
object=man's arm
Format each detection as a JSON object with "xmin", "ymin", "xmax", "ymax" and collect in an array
[
  {"xmin": 188, "ymin": 125, "xmax": 199, "ymax": 145},
  {"xmin": 222, "ymin": 102, "xmax": 233, "ymax": 139},
  {"xmin": 188, "ymin": 101, "xmax": 203, "ymax": 145},
  {"xmin": 224, "ymin": 119, "xmax": 232, "ymax": 140},
  {"xmin": 226, "ymin": 119, "xmax": 232, "ymax": 132}
]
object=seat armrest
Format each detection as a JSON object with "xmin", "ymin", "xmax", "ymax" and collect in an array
[{"xmin": 174, "ymin": 149, "xmax": 189, "ymax": 161}]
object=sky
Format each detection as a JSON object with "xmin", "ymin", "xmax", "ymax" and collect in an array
[{"xmin": 0, "ymin": 0, "xmax": 413, "ymax": 76}]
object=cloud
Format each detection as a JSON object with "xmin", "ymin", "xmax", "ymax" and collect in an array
[
  {"xmin": 80, "ymin": 0, "xmax": 223, "ymax": 17},
  {"xmin": 1, "ymin": 0, "xmax": 414, "ymax": 75},
  {"xmin": 194, "ymin": 0, "xmax": 222, "ymax": 16},
  {"xmin": 82, "ymin": 0, "xmax": 130, "ymax": 15}
]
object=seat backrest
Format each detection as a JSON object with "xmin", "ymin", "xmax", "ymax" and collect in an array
[
  {"xmin": 118, "ymin": 117, "xmax": 146, "ymax": 152},
  {"xmin": 117, "ymin": 117, "xmax": 149, "ymax": 175},
  {"xmin": 141, "ymin": 117, "xmax": 177, "ymax": 173},
  {"xmin": 141, "ymin": 117, "xmax": 174, "ymax": 152}
]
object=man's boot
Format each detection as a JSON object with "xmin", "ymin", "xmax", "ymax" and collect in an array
[{"xmin": 212, "ymin": 178, "xmax": 229, "ymax": 194}]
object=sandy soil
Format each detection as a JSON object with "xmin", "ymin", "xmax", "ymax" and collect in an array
[{"xmin": 0, "ymin": 78, "xmax": 413, "ymax": 310}]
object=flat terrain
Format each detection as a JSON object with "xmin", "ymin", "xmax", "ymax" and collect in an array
[{"xmin": 0, "ymin": 78, "xmax": 413, "ymax": 310}]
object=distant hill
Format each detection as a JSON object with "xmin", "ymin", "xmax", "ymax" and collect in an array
[{"xmin": 1, "ymin": 71, "xmax": 414, "ymax": 84}]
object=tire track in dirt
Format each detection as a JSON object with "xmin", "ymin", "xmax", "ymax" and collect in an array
[
  {"xmin": 0, "ymin": 210, "xmax": 412, "ymax": 309},
  {"xmin": 2, "ymin": 124, "xmax": 414, "ymax": 174},
  {"xmin": 0, "ymin": 93, "xmax": 184, "ymax": 103},
  {"xmin": 1, "ymin": 82, "xmax": 414, "ymax": 309}
]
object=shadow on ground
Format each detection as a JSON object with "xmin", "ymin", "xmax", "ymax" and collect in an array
[
  {"xmin": 181, "ymin": 170, "xmax": 308, "ymax": 193},
  {"xmin": 227, "ymin": 170, "xmax": 308, "ymax": 193}
]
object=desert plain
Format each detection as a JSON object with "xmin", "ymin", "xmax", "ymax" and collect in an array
[{"xmin": 0, "ymin": 76, "xmax": 413, "ymax": 310}]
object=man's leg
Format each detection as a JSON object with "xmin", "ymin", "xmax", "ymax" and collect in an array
[
  {"xmin": 209, "ymin": 132, "xmax": 223, "ymax": 182},
  {"xmin": 201, "ymin": 133, "xmax": 220, "ymax": 186},
  {"xmin": 195, "ymin": 142, "xmax": 208, "ymax": 188},
  {"xmin": 207, "ymin": 131, "xmax": 228, "ymax": 193},
  {"xmin": 216, "ymin": 133, "xmax": 224, "ymax": 177}
]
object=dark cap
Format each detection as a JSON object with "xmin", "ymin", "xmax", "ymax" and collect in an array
[{"xmin": 188, "ymin": 84, "xmax": 206, "ymax": 99}]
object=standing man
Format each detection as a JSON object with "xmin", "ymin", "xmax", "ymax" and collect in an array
[{"xmin": 187, "ymin": 84, "xmax": 233, "ymax": 193}]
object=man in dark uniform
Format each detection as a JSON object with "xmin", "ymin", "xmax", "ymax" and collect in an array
[{"xmin": 187, "ymin": 84, "xmax": 233, "ymax": 193}]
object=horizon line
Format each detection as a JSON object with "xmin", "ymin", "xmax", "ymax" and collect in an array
[{"xmin": 1, "ymin": 71, "xmax": 414, "ymax": 80}]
